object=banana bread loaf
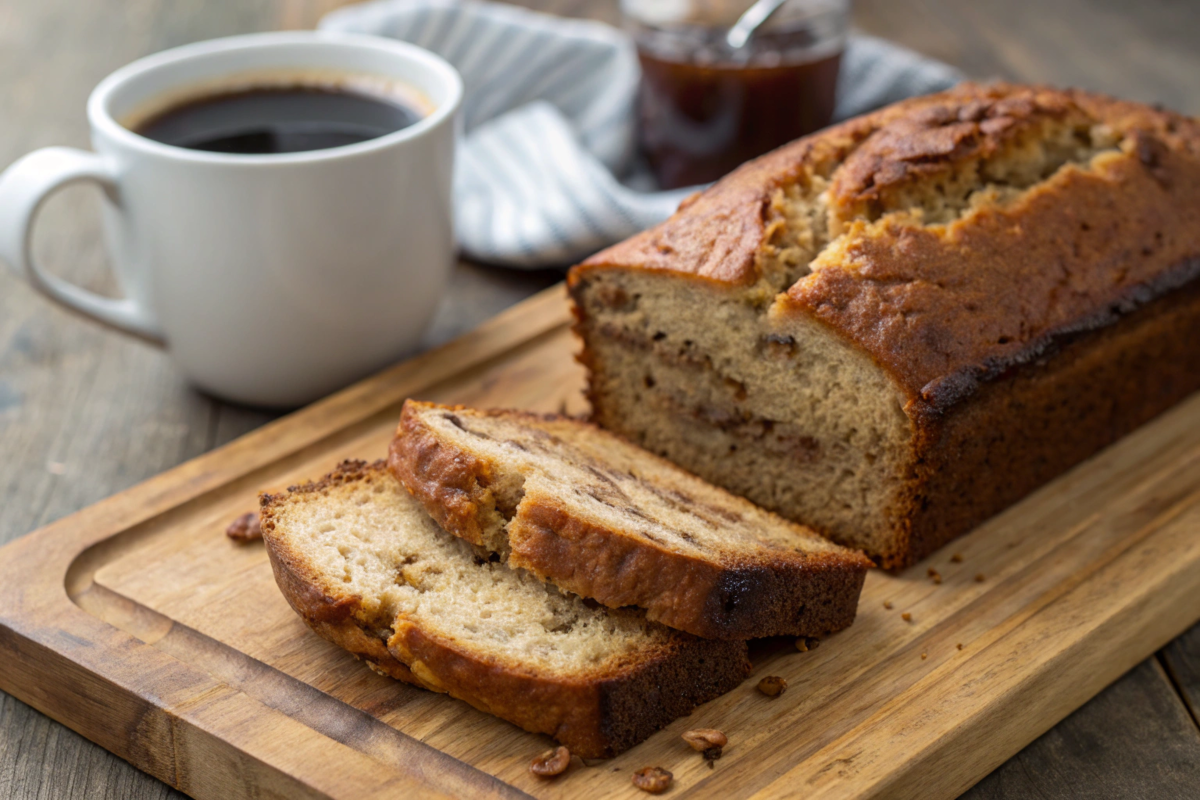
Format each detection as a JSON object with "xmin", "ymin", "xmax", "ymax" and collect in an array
[
  {"xmin": 260, "ymin": 460, "xmax": 750, "ymax": 758},
  {"xmin": 568, "ymin": 82, "xmax": 1200, "ymax": 569}
]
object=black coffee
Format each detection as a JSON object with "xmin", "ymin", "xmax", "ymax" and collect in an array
[{"xmin": 135, "ymin": 85, "xmax": 424, "ymax": 154}]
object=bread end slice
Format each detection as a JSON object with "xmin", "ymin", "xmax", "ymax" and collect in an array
[
  {"xmin": 390, "ymin": 401, "xmax": 872, "ymax": 640},
  {"xmin": 260, "ymin": 460, "xmax": 750, "ymax": 757}
]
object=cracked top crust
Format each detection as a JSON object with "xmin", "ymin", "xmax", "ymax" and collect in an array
[{"xmin": 576, "ymin": 83, "xmax": 1200, "ymax": 413}]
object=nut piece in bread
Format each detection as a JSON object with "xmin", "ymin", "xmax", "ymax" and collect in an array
[
  {"xmin": 569, "ymin": 82, "xmax": 1200, "ymax": 568},
  {"xmin": 259, "ymin": 459, "xmax": 750, "ymax": 758},
  {"xmin": 389, "ymin": 401, "xmax": 872, "ymax": 640}
]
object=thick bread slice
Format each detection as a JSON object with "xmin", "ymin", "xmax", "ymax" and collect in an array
[
  {"xmin": 389, "ymin": 401, "xmax": 872, "ymax": 640},
  {"xmin": 260, "ymin": 459, "xmax": 750, "ymax": 758}
]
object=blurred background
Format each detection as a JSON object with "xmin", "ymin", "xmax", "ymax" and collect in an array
[{"xmin": 1, "ymin": 1, "xmax": 1198, "ymax": 798}]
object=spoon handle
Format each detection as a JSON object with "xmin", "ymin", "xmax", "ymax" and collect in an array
[{"xmin": 725, "ymin": 0, "xmax": 792, "ymax": 50}]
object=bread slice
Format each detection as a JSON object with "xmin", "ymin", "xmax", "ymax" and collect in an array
[
  {"xmin": 260, "ymin": 459, "xmax": 750, "ymax": 758},
  {"xmin": 389, "ymin": 401, "xmax": 872, "ymax": 640}
]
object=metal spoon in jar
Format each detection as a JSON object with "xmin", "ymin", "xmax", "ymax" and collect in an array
[{"xmin": 725, "ymin": 0, "xmax": 792, "ymax": 50}]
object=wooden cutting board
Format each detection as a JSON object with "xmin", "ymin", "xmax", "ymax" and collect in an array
[{"xmin": 2, "ymin": 283, "xmax": 1199, "ymax": 800}]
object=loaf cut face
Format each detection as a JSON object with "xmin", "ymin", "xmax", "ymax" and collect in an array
[
  {"xmin": 260, "ymin": 460, "xmax": 750, "ymax": 758},
  {"xmin": 569, "ymin": 82, "xmax": 1200, "ymax": 568},
  {"xmin": 389, "ymin": 401, "xmax": 871, "ymax": 640}
]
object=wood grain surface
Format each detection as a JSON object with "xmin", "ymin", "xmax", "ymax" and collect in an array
[
  {"xmin": 2, "ymin": 282, "xmax": 1200, "ymax": 799},
  {"xmin": 1, "ymin": 0, "xmax": 1198, "ymax": 798}
]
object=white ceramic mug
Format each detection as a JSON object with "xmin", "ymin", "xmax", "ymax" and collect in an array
[{"xmin": 0, "ymin": 32, "xmax": 462, "ymax": 407}]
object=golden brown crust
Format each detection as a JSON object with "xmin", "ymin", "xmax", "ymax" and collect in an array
[
  {"xmin": 387, "ymin": 415, "xmax": 494, "ymax": 548},
  {"xmin": 826, "ymin": 87, "xmax": 1092, "ymax": 219},
  {"xmin": 575, "ymin": 82, "xmax": 1200, "ymax": 414},
  {"xmin": 575, "ymin": 114, "xmax": 875, "ymax": 286},
  {"xmin": 788, "ymin": 141, "xmax": 1200, "ymax": 413},
  {"xmin": 892, "ymin": 271, "xmax": 1200, "ymax": 568},
  {"xmin": 389, "ymin": 622, "xmax": 749, "ymax": 758},
  {"xmin": 509, "ymin": 499, "xmax": 866, "ymax": 639},
  {"xmin": 389, "ymin": 401, "xmax": 871, "ymax": 640},
  {"xmin": 261, "ymin": 460, "xmax": 752, "ymax": 758}
]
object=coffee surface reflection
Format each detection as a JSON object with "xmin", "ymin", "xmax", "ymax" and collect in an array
[{"xmin": 135, "ymin": 85, "xmax": 424, "ymax": 154}]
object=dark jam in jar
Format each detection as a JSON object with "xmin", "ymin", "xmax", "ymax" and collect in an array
[{"xmin": 629, "ymin": 2, "xmax": 847, "ymax": 189}]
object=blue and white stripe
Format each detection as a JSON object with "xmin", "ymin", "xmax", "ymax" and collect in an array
[{"xmin": 322, "ymin": 0, "xmax": 962, "ymax": 268}]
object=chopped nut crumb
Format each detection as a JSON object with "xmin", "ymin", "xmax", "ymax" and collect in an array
[
  {"xmin": 920, "ymin": 652, "xmax": 927, "ymax": 660},
  {"xmin": 795, "ymin": 636, "xmax": 819, "ymax": 652},
  {"xmin": 757, "ymin": 675, "xmax": 788, "ymax": 697},
  {"xmin": 683, "ymin": 728, "xmax": 727, "ymax": 760},
  {"xmin": 975, "ymin": 573, "xmax": 986, "ymax": 583},
  {"xmin": 226, "ymin": 511, "xmax": 262, "ymax": 542},
  {"xmin": 883, "ymin": 600, "xmax": 893, "ymax": 610},
  {"xmin": 956, "ymin": 643, "xmax": 964, "ymax": 651},
  {"xmin": 927, "ymin": 567, "xmax": 943, "ymax": 584},
  {"xmin": 632, "ymin": 766, "xmax": 673, "ymax": 793},
  {"xmin": 901, "ymin": 612, "xmax": 913, "ymax": 622},
  {"xmin": 529, "ymin": 746, "xmax": 571, "ymax": 777},
  {"xmin": 950, "ymin": 553, "xmax": 964, "ymax": 563}
]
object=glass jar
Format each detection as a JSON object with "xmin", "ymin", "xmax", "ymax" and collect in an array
[{"xmin": 623, "ymin": 0, "xmax": 849, "ymax": 189}]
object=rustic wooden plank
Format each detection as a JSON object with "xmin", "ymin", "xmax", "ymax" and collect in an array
[
  {"xmin": 4, "ymin": 1, "xmax": 1200, "ymax": 799},
  {"xmin": 853, "ymin": 0, "xmax": 1200, "ymax": 114},
  {"xmin": 0, "ymin": 693, "xmax": 180, "ymax": 800},
  {"xmin": 963, "ymin": 657, "xmax": 1200, "ymax": 800},
  {"xmin": 1162, "ymin": 623, "xmax": 1200, "ymax": 730},
  {"xmin": 21, "ymin": 317, "xmax": 1191, "ymax": 799},
  {"xmin": 0, "ymin": 0, "xmax": 286, "ymax": 797}
]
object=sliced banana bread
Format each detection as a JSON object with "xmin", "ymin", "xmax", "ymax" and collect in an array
[
  {"xmin": 568, "ymin": 82, "xmax": 1200, "ymax": 569},
  {"xmin": 260, "ymin": 459, "xmax": 750, "ymax": 758},
  {"xmin": 389, "ymin": 401, "xmax": 872, "ymax": 640}
]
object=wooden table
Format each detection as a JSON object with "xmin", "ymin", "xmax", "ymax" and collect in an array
[{"xmin": 1, "ymin": 1, "xmax": 1197, "ymax": 797}]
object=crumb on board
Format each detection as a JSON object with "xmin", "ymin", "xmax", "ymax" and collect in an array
[
  {"xmin": 632, "ymin": 766, "xmax": 672, "ymax": 794},
  {"xmin": 883, "ymin": 600, "xmax": 893, "ymax": 610},
  {"xmin": 950, "ymin": 553, "xmax": 964, "ymax": 563},
  {"xmin": 901, "ymin": 612, "xmax": 913, "ymax": 622},
  {"xmin": 794, "ymin": 636, "xmax": 820, "ymax": 652},
  {"xmin": 682, "ymin": 729, "xmax": 727, "ymax": 761},
  {"xmin": 529, "ymin": 746, "xmax": 571, "ymax": 778},
  {"xmin": 921, "ymin": 653, "xmax": 927, "ymax": 660},
  {"xmin": 956, "ymin": 643, "xmax": 964, "ymax": 650},
  {"xmin": 975, "ymin": 573, "xmax": 987, "ymax": 583},
  {"xmin": 226, "ymin": 511, "xmax": 262, "ymax": 542},
  {"xmin": 757, "ymin": 675, "xmax": 788, "ymax": 698}
]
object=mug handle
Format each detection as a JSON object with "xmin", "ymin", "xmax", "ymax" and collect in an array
[{"xmin": 0, "ymin": 147, "xmax": 165, "ymax": 344}]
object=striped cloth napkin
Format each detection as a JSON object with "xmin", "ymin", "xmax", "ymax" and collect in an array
[{"xmin": 322, "ymin": 0, "xmax": 962, "ymax": 267}]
